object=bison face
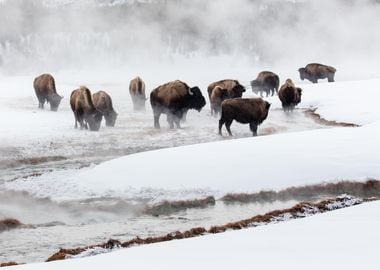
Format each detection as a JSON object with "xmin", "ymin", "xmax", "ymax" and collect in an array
[
  {"xmin": 105, "ymin": 111, "xmax": 118, "ymax": 127},
  {"xmin": 88, "ymin": 111, "xmax": 103, "ymax": 131},
  {"xmin": 49, "ymin": 94, "xmax": 63, "ymax": 111},
  {"xmin": 298, "ymin": 68, "xmax": 306, "ymax": 80},
  {"xmin": 188, "ymin": 86, "xmax": 206, "ymax": 111},
  {"xmin": 230, "ymin": 84, "xmax": 246, "ymax": 98},
  {"xmin": 250, "ymin": 80, "xmax": 260, "ymax": 94}
]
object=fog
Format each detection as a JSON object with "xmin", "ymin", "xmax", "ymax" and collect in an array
[{"xmin": 0, "ymin": 0, "xmax": 379, "ymax": 79}]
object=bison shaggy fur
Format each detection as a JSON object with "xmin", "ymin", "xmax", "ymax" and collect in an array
[
  {"xmin": 150, "ymin": 80, "xmax": 206, "ymax": 129},
  {"xmin": 219, "ymin": 98, "xmax": 271, "ymax": 136},
  {"xmin": 129, "ymin": 76, "xmax": 146, "ymax": 110},
  {"xmin": 70, "ymin": 86, "xmax": 103, "ymax": 131},
  {"xmin": 278, "ymin": 79, "xmax": 302, "ymax": 112},
  {"xmin": 33, "ymin": 73, "xmax": 63, "ymax": 111},
  {"xmin": 93, "ymin": 91, "xmax": 118, "ymax": 127},
  {"xmin": 250, "ymin": 71, "xmax": 279, "ymax": 97},
  {"xmin": 298, "ymin": 63, "xmax": 336, "ymax": 83}
]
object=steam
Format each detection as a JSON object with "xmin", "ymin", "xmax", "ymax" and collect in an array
[{"xmin": 0, "ymin": 0, "xmax": 379, "ymax": 79}]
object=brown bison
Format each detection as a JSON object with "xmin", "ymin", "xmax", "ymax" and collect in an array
[
  {"xmin": 33, "ymin": 73, "xmax": 63, "ymax": 111},
  {"xmin": 70, "ymin": 86, "xmax": 103, "ymax": 131},
  {"xmin": 219, "ymin": 98, "xmax": 271, "ymax": 136},
  {"xmin": 250, "ymin": 71, "xmax": 280, "ymax": 97},
  {"xmin": 278, "ymin": 79, "xmax": 302, "ymax": 112},
  {"xmin": 210, "ymin": 86, "xmax": 229, "ymax": 116},
  {"xmin": 129, "ymin": 76, "xmax": 146, "ymax": 110},
  {"xmin": 92, "ymin": 91, "xmax": 118, "ymax": 127},
  {"xmin": 207, "ymin": 79, "xmax": 246, "ymax": 115},
  {"xmin": 150, "ymin": 80, "xmax": 206, "ymax": 129},
  {"xmin": 298, "ymin": 63, "xmax": 336, "ymax": 83}
]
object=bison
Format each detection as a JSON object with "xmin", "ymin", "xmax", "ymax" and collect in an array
[
  {"xmin": 33, "ymin": 73, "xmax": 63, "ymax": 111},
  {"xmin": 278, "ymin": 79, "xmax": 302, "ymax": 112},
  {"xmin": 250, "ymin": 71, "xmax": 279, "ymax": 97},
  {"xmin": 219, "ymin": 98, "xmax": 271, "ymax": 136},
  {"xmin": 210, "ymin": 86, "xmax": 229, "ymax": 116},
  {"xmin": 207, "ymin": 79, "xmax": 246, "ymax": 115},
  {"xmin": 92, "ymin": 91, "xmax": 118, "ymax": 127},
  {"xmin": 129, "ymin": 76, "xmax": 146, "ymax": 110},
  {"xmin": 70, "ymin": 86, "xmax": 103, "ymax": 131},
  {"xmin": 298, "ymin": 63, "xmax": 336, "ymax": 83},
  {"xmin": 150, "ymin": 80, "xmax": 206, "ymax": 129}
]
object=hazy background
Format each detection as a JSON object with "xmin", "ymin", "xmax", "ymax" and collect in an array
[{"xmin": 0, "ymin": 0, "xmax": 379, "ymax": 79}]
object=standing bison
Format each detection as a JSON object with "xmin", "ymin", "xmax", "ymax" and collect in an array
[
  {"xmin": 278, "ymin": 79, "xmax": 302, "ymax": 112},
  {"xmin": 207, "ymin": 79, "xmax": 246, "ymax": 115},
  {"xmin": 219, "ymin": 98, "xmax": 271, "ymax": 136},
  {"xmin": 129, "ymin": 76, "xmax": 146, "ymax": 111},
  {"xmin": 298, "ymin": 63, "xmax": 336, "ymax": 83},
  {"xmin": 33, "ymin": 73, "xmax": 63, "ymax": 111},
  {"xmin": 250, "ymin": 71, "xmax": 279, "ymax": 97},
  {"xmin": 70, "ymin": 86, "xmax": 103, "ymax": 131},
  {"xmin": 150, "ymin": 80, "xmax": 206, "ymax": 129},
  {"xmin": 210, "ymin": 86, "xmax": 229, "ymax": 116},
  {"xmin": 93, "ymin": 91, "xmax": 118, "ymax": 127}
]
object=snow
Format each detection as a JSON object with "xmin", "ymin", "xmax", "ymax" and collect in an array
[
  {"xmin": 9, "ymin": 200, "xmax": 380, "ymax": 270},
  {"xmin": 60, "ymin": 78, "xmax": 380, "ymax": 199}
]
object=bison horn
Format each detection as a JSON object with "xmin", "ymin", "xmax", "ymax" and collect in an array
[{"xmin": 188, "ymin": 88, "xmax": 194, "ymax": 96}]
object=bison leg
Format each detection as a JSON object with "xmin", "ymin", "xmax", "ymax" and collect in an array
[
  {"xmin": 249, "ymin": 122, "xmax": 258, "ymax": 136},
  {"xmin": 225, "ymin": 119, "xmax": 233, "ymax": 136},
  {"xmin": 167, "ymin": 114, "xmax": 175, "ymax": 129},
  {"xmin": 153, "ymin": 109, "xmax": 161, "ymax": 129},
  {"xmin": 328, "ymin": 74, "xmax": 335, "ymax": 82},
  {"xmin": 218, "ymin": 118, "xmax": 225, "ymax": 135}
]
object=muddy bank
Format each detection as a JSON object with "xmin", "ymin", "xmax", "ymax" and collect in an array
[
  {"xmin": 46, "ymin": 194, "xmax": 369, "ymax": 262},
  {"xmin": 304, "ymin": 108, "xmax": 359, "ymax": 127},
  {"xmin": 222, "ymin": 179, "xmax": 380, "ymax": 203},
  {"xmin": 0, "ymin": 218, "xmax": 24, "ymax": 232}
]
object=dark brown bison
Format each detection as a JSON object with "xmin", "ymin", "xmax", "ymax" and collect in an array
[
  {"xmin": 219, "ymin": 98, "xmax": 271, "ymax": 136},
  {"xmin": 278, "ymin": 79, "xmax": 302, "ymax": 112},
  {"xmin": 210, "ymin": 86, "xmax": 229, "ymax": 116},
  {"xmin": 70, "ymin": 86, "xmax": 103, "ymax": 131},
  {"xmin": 207, "ymin": 79, "xmax": 246, "ymax": 115},
  {"xmin": 33, "ymin": 74, "xmax": 63, "ymax": 111},
  {"xmin": 298, "ymin": 63, "xmax": 336, "ymax": 83},
  {"xmin": 92, "ymin": 91, "xmax": 118, "ymax": 127},
  {"xmin": 129, "ymin": 76, "xmax": 146, "ymax": 110},
  {"xmin": 150, "ymin": 80, "xmax": 206, "ymax": 129},
  {"xmin": 250, "ymin": 71, "xmax": 279, "ymax": 97}
]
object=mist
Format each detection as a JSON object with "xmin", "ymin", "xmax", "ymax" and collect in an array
[{"xmin": 0, "ymin": 0, "xmax": 379, "ymax": 79}]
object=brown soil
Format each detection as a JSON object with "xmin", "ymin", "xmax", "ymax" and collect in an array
[
  {"xmin": 0, "ymin": 156, "xmax": 67, "ymax": 169},
  {"xmin": 0, "ymin": 262, "xmax": 19, "ymax": 267},
  {"xmin": 304, "ymin": 108, "xmax": 359, "ymax": 127},
  {"xmin": 144, "ymin": 196, "xmax": 216, "ymax": 216},
  {"xmin": 46, "ymin": 195, "xmax": 370, "ymax": 262},
  {"xmin": 221, "ymin": 179, "xmax": 380, "ymax": 203}
]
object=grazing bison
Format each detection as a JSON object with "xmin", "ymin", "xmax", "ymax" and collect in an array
[
  {"xmin": 298, "ymin": 63, "xmax": 336, "ymax": 83},
  {"xmin": 210, "ymin": 86, "xmax": 229, "ymax": 116},
  {"xmin": 70, "ymin": 86, "xmax": 103, "ymax": 131},
  {"xmin": 93, "ymin": 91, "xmax": 118, "ymax": 127},
  {"xmin": 150, "ymin": 80, "xmax": 206, "ymax": 129},
  {"xmin": 219, "ymin": 98, "xmax": 271, "ymax": 136},
  {"xmin": 207, "ymin": 79, "xmax": 246, "ymax": 115},
  {"xmin": 250, "ymin": 71, "xmax": 279, "ymax": 97},
  {"xmin": 129, "ymin": 76, "xmax": 146, "ymax": 110},
  {"xmin": 33, "ymin": 73, "xmax": 63, "ymax": 111},
  {"xmin": 278, "ymin": 79, "xmax": 302, "ymax": 112}
]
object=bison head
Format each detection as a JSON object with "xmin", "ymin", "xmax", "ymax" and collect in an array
[
  {"xmin": 49, "ymin": 93, "xmax": 63, "ymax": 112},
  {"xmin": 105, "ymin": 110, "xmax": 118, "ymax": 127},
  {"xmin": 188, "ymin": 86, "xmax": 206, "ymax": 112},
  {"xmin": 298, "ymin": 68, "xmax": 307, "ymax": 80},
  {"xmin": 230, "ymin": 84, "xmax": 246, "ymax": 98},
  {"xmin": 87, "ymin": 110, "xmax": 103, "ymax": 131}
]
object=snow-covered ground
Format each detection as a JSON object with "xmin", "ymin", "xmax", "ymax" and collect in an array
[{"xmin": 9, "ymin": 200, "xmax": 380, "ymax": 270}]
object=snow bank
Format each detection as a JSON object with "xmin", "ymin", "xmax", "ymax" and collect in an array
[{"xmin": 10, "ymin": 200, "xmax": 380, "ymax": 270}]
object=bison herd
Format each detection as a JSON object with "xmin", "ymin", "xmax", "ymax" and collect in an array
[{"xmin": 33, "ymin": 63, "xmax": 336, "ymax": 136}]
